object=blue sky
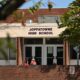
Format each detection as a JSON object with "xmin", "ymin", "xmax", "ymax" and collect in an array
[{"xmin": 19, "ymin": 0, "xmax": 74, "ymax": 9}]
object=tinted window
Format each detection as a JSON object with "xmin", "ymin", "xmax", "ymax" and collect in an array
[
  {"xmin": 46, "ymin": 38, "xmax": 63, "ymax": 44},
  {"xmin": 24, "ymin": 38, "xmax": 43, "ymax": 44},
  {"xmin": 57, "ymin": 47, "xmax": 63, "ymax": 65},
  {"xmin": 0, "ymin": 38, "xmax": 16, "ymax": 60},
  {"xmin": 70, "ymin": 45, "xmax": 78, "ymax": 59},
  {"xmin": 38, "ymin": 15, "xmax": 60, "ymax": 23}
]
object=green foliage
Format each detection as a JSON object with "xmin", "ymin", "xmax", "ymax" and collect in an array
[
  {"xmin": 48, "ymin": 1, "xmax": 53, "ymax": 11},
  {"xmin": 6, "ymin": 34, "xmax": 16, "ymax": 53},
  {"xmin": 28, "ymin": 0, "xmax": 54, "ymax": 14},
  {"xmin": 0, "ymin": 0, "xmax": 7, "ymax": 7},
  {"xmin": 59, "ymin": 0, "xmax": 80, "ymax": 45},
  {"xmin": 0, "ymin": 39, "xmax": 8, "ymax": 60},
  {"xmin": 28, "ymin": 0, "xmax": 43, "ymax": 14},
  {"xmin": 0, "ymin": 34, "xmax": 16, "ymax": 60},
  {"xmin": 13, "ymin": 11, "xmax": 23, "ymax": 21}
]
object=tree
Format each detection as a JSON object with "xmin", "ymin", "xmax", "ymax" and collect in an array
[
  {"xmin": 0, "ymin": 0, "xmax": 54, "ymax": 60},
  {"xmin": 28, "ymin": 0, "xmax": 54, "ymax": 14},
  {"xmin": 58, "ymin": 0, "xmax": 80, "ymax": 65},
  {"xmin": 0, "ymin": 0, "xmax": 54, "ymax": 19},
  {"xmin": 0, "ymin": 0, "xmax": 29, "ymax": 20}
]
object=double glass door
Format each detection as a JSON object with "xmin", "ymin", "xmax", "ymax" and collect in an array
[
  {"xmin": 46, "ymin": 46, "xmax": 63, "ymax": 65},
  {"xmin": 25, "ymin": 46, "xmax": 42, "ymax": 65},
  {"xmin": 25, "ymin": 45, "xmax": 63, "ymax": 65}
]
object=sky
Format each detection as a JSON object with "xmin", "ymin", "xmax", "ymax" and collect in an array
[{"xmin": 19, "ymin": 0, "xmax": 75, "ymax": 9}]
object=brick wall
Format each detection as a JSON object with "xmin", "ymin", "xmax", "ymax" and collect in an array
[
  {"xmin": 0, "ymin": 65, "xmax": 79, "ymax": 80},
  {"xmin": 0, "ymin": 8, "xmax": 68, "ymax": 23}
]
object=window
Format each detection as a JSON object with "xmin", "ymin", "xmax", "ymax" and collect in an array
[
  {"xmin": 0, "ymin": 48, "xmax": 8, "ymax": 60},
  {"xmin": 70, "ymin": 45, "xmax": 79, "ymax": 59},
  {"xmin": 57, "ymin": 47, "xmax": 63, "ymax": 57},
  {"xmin": 38, "ymin": 15, "xmax": 61, "ymax": 23},
  {"xmin": 0, "ymin": 38, "xmax": 16, "ymax": 60},
  {"xmin": 46, "ymin": 38, "xmax": 63, "ymax": 44},
  {"xmin": 9, "ymin": 49, "xmax": 16, "ymax": 60},
  {"xmin": 24, "ymin": 38, "xmax": 43, "ymax": 44},
  {"xmin": 47, "ymin": 47, "xmax": 53, "ymax": 57}
]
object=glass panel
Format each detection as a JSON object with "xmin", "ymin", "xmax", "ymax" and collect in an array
[
  {"xmin": 47, "ymin": 47, "xmax": 53, "ymax": 65},
  {"xmin": 0, "ymin": 50, "xmax": 8, "ymax": 60},
  {"xmin": 0, "ymin": 38, "xmax": 16, "ymax": 60},
  {"xmin": 0, "ymin": 39, "xmax": 8, "ymax": 60},
  {"xmin": 9, "ymin": 39, "xmax": 16, "ymax": 60},
  {"xmin": 48, "ymin": 47, "xmax": 53, "ymax": 54},
  {"xmin": 46, "ymin": 38, "xmax": 63, "ymax": 44},
  {"xmin": 9, "ymin": 49, "xmax": 16, "ymax": 60},
  {"xmin": 57, "ymin": 47, "xmax": 63, "ymax": 65},
  {"xmin": 38, "ymin": 15, "xmax": 60, "ymax": 23},
  {"xmin": 70, "ymin": 45, "xmax": 78, "ymax": 59},
  {"xmin": 35, "ymin": 47, "xmax": 42, "ymax": 65},
  {"xmin": 25, "ymin": 47, "xmax": 32, "ymax": 64},
  {"xmin": 57, "ymin": 47, "xmax": 63, "ymax": 57},
  {"xmin": 24, "ymin": 38, "xmax": 43, "ymax": 44}
]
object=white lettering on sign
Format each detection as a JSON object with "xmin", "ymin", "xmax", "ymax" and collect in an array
[{"xmin": 28, "ymin": 28, "xmax": 53, "ymax": 35}]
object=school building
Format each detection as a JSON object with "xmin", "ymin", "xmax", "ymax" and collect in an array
[{"xmin": 0, "ymin": 8, "xmax": 78, "ymax": 66}]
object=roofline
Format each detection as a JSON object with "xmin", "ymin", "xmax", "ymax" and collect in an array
[{"xmin": 18, "ymin": 8, "xmax": 68, "ymax": 10}]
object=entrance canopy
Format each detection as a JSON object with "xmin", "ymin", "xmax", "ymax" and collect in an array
[{"xmin": 0, "ymin": 23, "xmax": 66, "ymax": 38}]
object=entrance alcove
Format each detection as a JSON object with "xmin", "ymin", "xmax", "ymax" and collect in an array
[{"xmin": 24, "ymin": 38, "xmax": 64, "ymax": 65}]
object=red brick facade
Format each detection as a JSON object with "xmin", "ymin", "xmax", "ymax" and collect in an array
[{"xmin": 0, "ymin": 8, "xmax": 68, "ymax": 23}]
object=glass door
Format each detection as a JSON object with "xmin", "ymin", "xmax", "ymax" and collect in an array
[
  {"xmin": 47, "ymin": 46, "xmax": 54, "ymax": 65},
  {"xmin": 25, "ymin": 47, "xmax": 32, "ymax": 64},
  {"xmin": 57, "ymin": 47, "xmax": 63, "ymax": 65},
  {"xmin": 35, "ymin": 47, "xmax": 42, "ymax": 65},
  {"xmin": 25, "ymin": 46, "xmax": 42, "ymax": 65}
]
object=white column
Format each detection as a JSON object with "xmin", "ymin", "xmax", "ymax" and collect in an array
[
  {"xmin": 53, "ymin": 45, "xmax": 57, "ymax": 64},
  {"xmin": 42, "ymin": 38, "xmax": 47, "ymax": 65},
  {"xmin": 32, "ymin": 46, "xmax": 35, "ymax": 58}
]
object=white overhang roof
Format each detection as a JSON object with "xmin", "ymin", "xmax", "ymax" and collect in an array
[{"xmin": 0, "ymin": 23, "xmax": 66, "ymax": 38}]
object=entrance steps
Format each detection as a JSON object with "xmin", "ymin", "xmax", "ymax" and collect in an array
[{"xmin": 0, "ymin": 65, "xmax": 79, "ymax": 80}]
